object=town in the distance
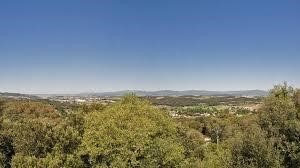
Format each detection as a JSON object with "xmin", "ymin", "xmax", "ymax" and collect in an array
[{"xmin": 0, "ymin": 89, "xmax": 267, "ymax": 118}]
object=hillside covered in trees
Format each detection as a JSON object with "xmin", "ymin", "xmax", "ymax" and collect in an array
[{"xmin": 0, "ymin": 83, "xmax": 300, "ymax": 168}]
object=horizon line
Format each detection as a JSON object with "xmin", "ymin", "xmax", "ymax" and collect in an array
[{"xmin": 0, "ymin": 88, "xmax": 270, "ymax": 95}]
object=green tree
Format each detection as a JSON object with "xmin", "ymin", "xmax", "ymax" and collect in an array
[
  {"xmin": 2, "ymin": 100, "xmax": 61, "ymax": 124},
  {"xmin": 205, "ymin": 116, "xmax": 239, "ymax": 144},
  {"xmin": 200, "ymin": 143, "xmax": 232, "ymax": 168},
  {"xmin": 80, "ymin": 95, "xmax": 188, "ymax": 167},
  {"xmin": 12, "ymin": 120, "xmax": 56, "ymax": 158},
  {"xmin": 11, "ymin": 153, "xmax": 83, "ymax": 168},
  {"xmin": 0, "ymin": 133, "xmax": 14, "ymax": 168},
  {"xmin": 259, "ymin": 83, "xmax": 300, "ymax": 167},
  {"xmin": 231, "ymin": 125, "xmax": 281, "ymax": 168},
  {"xmin": 294, "ymin": 89, "xmax": 300, "ymax": 108}
]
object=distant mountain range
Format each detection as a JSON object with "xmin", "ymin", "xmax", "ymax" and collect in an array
[
  {"xmin": 0, "ymin": 92, "xmax": 40, "ymax": 99},
  {"xmin": 1, "ymin": 90, "xmax": 268, "ymax": 99},
  {"xmin": 77, "ymin": 90, "xmax": 268, "ymax": 97}
]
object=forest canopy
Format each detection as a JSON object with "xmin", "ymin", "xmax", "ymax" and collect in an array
[{"xmin": 0, "ymin": 83, "xmax": 300, "ymax": 168}]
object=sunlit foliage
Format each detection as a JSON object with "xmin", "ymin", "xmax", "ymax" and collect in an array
[{"xmin": 0, "ymin": 83, "xmax": 299, "ymax": 167}]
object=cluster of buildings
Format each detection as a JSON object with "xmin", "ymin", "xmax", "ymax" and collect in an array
[{"xmin": 48, "ymin": 96, "xmax": 117, "ymax": 104}]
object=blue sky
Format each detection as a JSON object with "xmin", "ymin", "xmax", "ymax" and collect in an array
[{"xmin": 0, "ymin": 0, "xmax": 299, "ymax": 93}]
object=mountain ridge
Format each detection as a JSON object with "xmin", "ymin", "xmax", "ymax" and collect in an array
[
  {"xmin": 77, "ymin": 89, "xmax": 268, "ymax": 97},
  {"xmin": 0, "ymin": 92, "xmax": 40, "ymax": 99},
  {"xmin": 2, "ymin": 90, "xmax": 268, "ymax": 98}
]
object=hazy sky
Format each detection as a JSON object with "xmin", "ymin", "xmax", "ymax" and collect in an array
[{"xmin": 0, "ymin": 0, "xmax": 300, "ymax": 93}]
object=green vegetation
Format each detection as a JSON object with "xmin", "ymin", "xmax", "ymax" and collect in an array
[
  {"xmin": 80, "ymin": 95, "xmax": 197, "ymax": 167},
  {"xmin": 175, "ymin": 105, "xmax": 253, "ymax": 116},
  {"xmin": 146, "ymin": 96, "xmax": 262, "ymax": 107},
  {"xmin": 0, "ymin": 83, "xmax": 299, "ymax": 167},
  {"xmin": 177, "ymin": 105, "xmax": 218, "ymax": 116}
]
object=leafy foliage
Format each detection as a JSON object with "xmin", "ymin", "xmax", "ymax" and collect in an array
[
  {"xmin": 80, "ymin": 94, "xmax": 202, "ymax": 167},
  {"xmin": 0, "ymin": 83, "xmax": 299, "ymax": 167},
  {"xmin": 146, "ymin": 96, "xmax": 262, "ymax": 107}
]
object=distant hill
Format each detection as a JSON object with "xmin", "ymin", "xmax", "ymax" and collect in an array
[
  {"xmin": 79, "ymin": 90, "xmax": 268, "ymax": 97},
  {"xmin": 0, "ymin": 92, "xmax": 40, "ymax": 99}
]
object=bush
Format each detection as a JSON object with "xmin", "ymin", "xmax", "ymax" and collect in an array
[{"xmin": 80, "ymin": 95, "xmax": 199, "ymax": 167}]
